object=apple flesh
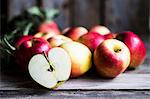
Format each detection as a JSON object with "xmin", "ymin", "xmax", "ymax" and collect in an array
[
  {"xmin": 90, "ymin": 25, "xmax": 110, "ymax": 35},
  {"xmin": 28, "ymin": 47, "xmax": 71, "ymax": 89},
  {"xmin": 116, "ymin": 31, "xmax": 146, "ymax": 69},
  {"xmin": 15, "ymin": 36, "xmax": 51, "ymax": 71},
  {"xmin": 64, "ymin": 27, "xmax": 88, "ymax": 41},
  {"xmin": 60, "ymin": 41, "xmax": 92, "ymax": 78},
  {"xmin": 94, "ymin": 39, "xmax": 130, "ymax": 78},
  {"xmin": 47, "ymin": 35, "xmax": 72, "ymax": 47},
  {"xmin": 78, "ymin": 32, "xmax": 105, "ymax": 52}
]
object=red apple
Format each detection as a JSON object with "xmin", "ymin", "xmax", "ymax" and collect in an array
[
  {"xmin": 116, "ymin": 31, "xmax": 146, "ymax": 69},
  {"xmin": 15, "ymin": 36, "xmax": 51, "ymax": 71},
  {"xmin": 104, "ymin": 33, "xmax": 117, "ymax": 39},
  {"xmin": 47, "ymin": 35, "xmax": 72, "ymax": 47},
  {"xmin": 94, "ymin": 39, "xmax": 130, "ymax": 78},
  {"xmin": 78, "ymin": 32, "xmax": 105, "ymax": 52},
  {"xmin": 38, "ymin": 21, "xmax": 61, "ymax": 35},
  {"xmin": 15, "ymin": 35, "xmax": 34, "ymax": 49},
  {"xmin": 64, "ymin": 27, "xmax": 88, "ymax": 41},
  {"xmin": 90, "ymin": 25, "xmax": 110, "ymax": 35}
]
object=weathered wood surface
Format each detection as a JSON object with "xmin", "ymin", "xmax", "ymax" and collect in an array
[
  {"xmin": 70, "ymin": 0, "xmax": 101, "ymax": 29},
  {"xmin": 8, "ymin": 0, "xmax": 37, "ymax": 20},
  {"xmin": 0, "ymin": 64, "xmax": 150, "ymax": 98},
  {"xmin": 0, "ymin": 90, "xmax": 150, "ymax": 99},
  {"xmin": 1, "ymin": 64, "xmax": 150, "ymax": 90}
]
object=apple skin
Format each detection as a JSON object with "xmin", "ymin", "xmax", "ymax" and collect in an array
[
  {"xmin": 47, "ymin": 35, "xmax": 72, "ymax": 47},
  {"xmin": 34, "ymin": 32, "xmax": 56, "ymax": 40},
  {"xmin": 15, "ymin": 36, "xmax": 51, "ymax": 71},
  {"xmin": 116, "ymin": 31, "xmax": 146, "ymax": 69},
  {"xmin": 90, "ymin": 25, "xmax": 110, "ymax": 35},
  {"xmin": 94, "ymin": 39, "xmax": 130, "ymax": 78},
  {"xmin": 64, "ymin": 27, "xmax": 88, "ymax": 41},
  {"xmin": 15, "ymin": 35, "xmax": 34, "ymax": 49},
  {"xmin": 78, "ymin": 32, "xmax": 105, "ymax": 52},
  {"xmin": 60, "ymin": 41, "xmax": 92, "ymax": 78},
  {"xmin": 104, "ymin": 33, "xmax": 117, "ymax": 39},
  {"xmin": 38, "ymin": 21, "xmax": 60, "ymax": 35}
]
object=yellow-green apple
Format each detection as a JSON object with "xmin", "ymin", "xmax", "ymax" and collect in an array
[
  {"xmin": 104, "ymin": 33, "xmax": 117, "ymax": 39},
  {"xmin": 78, "ymin": 32, "xmax": 105, "ymax": 52},
  {"xmin": 60, "ymin": 41, "xmax": 92, "ymax": 78},
  {"xmin": 28, "ymin": 47, "xmax": 71, "ymax": 89},
  {"xmin": 34, "ymin": 32, "xmax": 56, "ymax": 40},
  {"xmin": 90, "ymin": 25, "xmax": 110, "ymax": 35},
  {"xmin": 64, "ymin": 27, "xmax": 88, "ymax": 41},
  {"xmin": 47, "ymin": 35, "xmax": 72, "ymax": 47},
  {"xmin": 116, "ymin": 31, "xmax": 146, "ymax": 69},
  {"xmin": 94, "ymin": 39, "xmax": 130, "ymax": 78},
  {"xmin": 15, "ymin": 36, "xmax": 51, "ymax": 71}
]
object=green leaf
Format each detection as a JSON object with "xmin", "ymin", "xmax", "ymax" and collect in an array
[
  {"xmin": 27, "ymin": 6, "xmax": 43, "ymax": 17},
  {"xmin": 45, "ymin": 9, "xmax": 59, "ymax": 22},
  {"xmin": 23, "ymin": 23, "xmax": 33, "ymax": 35},
  {"xmin": 3, "ymin": 37, "xmax": 16, "ymax": 51}
]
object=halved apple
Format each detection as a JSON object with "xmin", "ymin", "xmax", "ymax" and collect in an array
[{"xmin": 28, "ymin": 47, "xmax": 71, "ymax": 89}]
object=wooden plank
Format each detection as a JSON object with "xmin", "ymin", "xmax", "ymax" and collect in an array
[
  {"xmin": 0, "ymin": 90, "xmax": 150, "ymax": 99},
  {"xmin": 105, "ymin": 0, "xmax": 149, "ymax": 34},
  {"xmin": 70, "ymin": 0, "xmax": 101, "ymax": 29},
  {"xmin": 8, "ymin": 0, "xmax": 37, "ymax": 19},
  {"xmin": 42, "ymin": 0, "xmax": 70, "ymax": 30},
  {"xmin": 0, "ymin": 65, "xmax": 150, "ymax": 90}
]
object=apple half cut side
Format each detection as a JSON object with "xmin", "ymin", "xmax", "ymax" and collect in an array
[{"xmin": 28, "ymin": 47, "xmax": 71, "ymax": 89}]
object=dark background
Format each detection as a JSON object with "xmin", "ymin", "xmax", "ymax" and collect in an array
[{"xmin": 0, "ymin": 0, "xmax": 150, "ymax": 65}]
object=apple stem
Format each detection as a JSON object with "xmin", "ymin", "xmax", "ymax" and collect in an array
[
  {"xmin": 43, "ymin": 51, "xmax": 55, "ymax": 72},
  {"xmin": 114, "ymin": 49, "xmax": 121, "ymax": 53}
]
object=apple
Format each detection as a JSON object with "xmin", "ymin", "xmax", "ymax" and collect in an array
[
  {"xmin": 28, "ymin": 47, "xmax": 71, "ymax": 89},
  {"xmin": 78, "ymin": 32, "xmax": 105, "ymax": 52},
  {"xmin": 104, "ymin": 33, "xmax": 117, "ymax": 39},
  {"xmin": 15, "ymin": 35, "xmax": 34, "ymax": 49},
  {"xmin": 60, "ymin": 41, "xmax": 92, "ymax": 78},
  {"xmin": 90, "ymin": 25, "xmax": 110, "ymax": 35},
  {"xmin": 62, "ymin": 27, "xmax": 71, "ymax": 34},
  {"xmin": 116, "ymin": 31, "xmax": 146, "ymax": 69},
  {"xmin": 34, "ymin": 32, "xmax": 56, "ymax": 40},
  {"xmin": 64, "ymin": 27, "xmax": 88, "ymax": 41},
  {"xmin": 15, "ymin": 36, "xmax": 51, "ymax": 71},
  {"xmin": 94, "ymin": 39, "xmax": 130, "ymax": 78},
  {"xmin": 38, "ymin": 21, "xmax": 61, "ymax": 35},
  {"xmin": 47, "ymin": 35, "xmax": 72, "ymax": 47}
]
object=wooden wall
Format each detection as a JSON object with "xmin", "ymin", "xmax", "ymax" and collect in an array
[{"xmin": 1, "ymin": 0, "xmax": 150, "ymax": 63}]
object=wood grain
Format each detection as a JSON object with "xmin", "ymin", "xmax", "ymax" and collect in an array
[
  {"xmin": 105, "ymin": 0, "xmax": 149, "ymax": 36},
  {"xmin": 70, "ymin": 0, "xmax": 100, "ymax": 29},
  {"xmin": 8, "ymin": 0, "xmax": 37, "ymax": 19},
  {"xmin": 0, "ymin": 65, "xmax": 150, "ymax": 91},
  {"xmin": 42, "ymin": 0, "xmax": 70, "ymax": 30},
  {"xmin": 0, "ymin": 90, "xmax": 150, "ymax": 98}
]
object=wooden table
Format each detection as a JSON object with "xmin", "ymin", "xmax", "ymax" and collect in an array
[{"xmin": 0, "ymin": 63, "xmax": 150, "ymax": 98}]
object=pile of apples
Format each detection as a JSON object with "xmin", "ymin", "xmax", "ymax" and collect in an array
[{"xmin": 14, "ymin": 23, "xmax": 146, "ymax": 89}]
